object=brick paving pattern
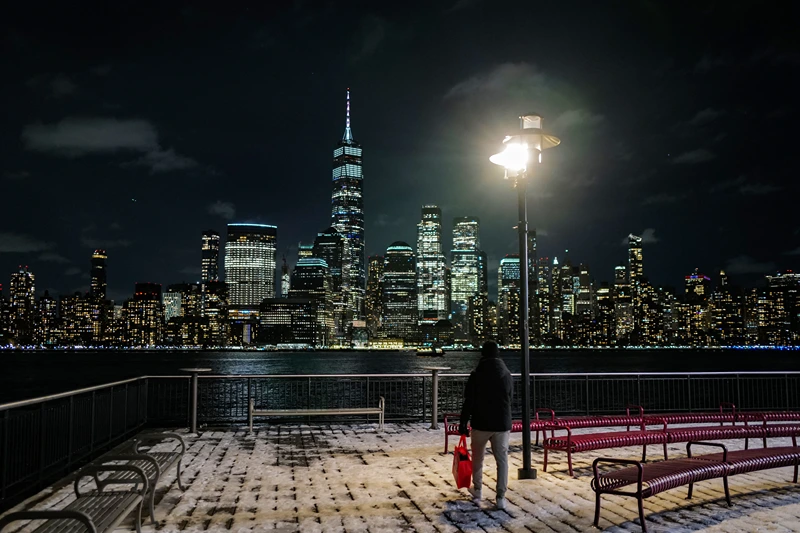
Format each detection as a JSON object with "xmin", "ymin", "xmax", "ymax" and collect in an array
[{"xmin": 5, "ymin": 424, "xmax": 800, "ymax": 532}]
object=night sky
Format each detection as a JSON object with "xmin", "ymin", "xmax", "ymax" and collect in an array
[{"xmin": 1, "ymin": 1, "xmax": 797, "ymax": 303}]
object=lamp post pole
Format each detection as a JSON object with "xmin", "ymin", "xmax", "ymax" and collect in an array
[
  {"xmin": 516, "ymin": 174, "xmax": 535, "ymax": 480},
  {"xmin": 489, "ymin": 113, "xmax": 559, "ymax": 481}
]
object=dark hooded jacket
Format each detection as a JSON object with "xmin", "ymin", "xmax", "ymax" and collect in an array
[{"xmin": 459, "ymin": 351, "xmax": 513, "ymax": 433}]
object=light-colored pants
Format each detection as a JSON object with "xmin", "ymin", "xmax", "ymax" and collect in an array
[{"xmin": 471, "ymin": 429, "xmax": 510, "ymax": 499}]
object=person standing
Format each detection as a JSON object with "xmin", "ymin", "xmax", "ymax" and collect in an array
[{"xmin": 458, "ymin": 340, "xmax": 513, "ymax": 510}]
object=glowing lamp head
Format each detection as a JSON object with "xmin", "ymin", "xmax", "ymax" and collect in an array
[{"xmin": 490, "ymin": 113, "xmax": 560, "ymax": 177}]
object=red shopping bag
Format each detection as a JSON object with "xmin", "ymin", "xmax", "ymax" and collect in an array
[{"xmin": 452, "ymin": 435, "xmax": 472, "ymax": 489}]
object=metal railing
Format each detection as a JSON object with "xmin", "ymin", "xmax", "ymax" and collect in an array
[
  {"xmin": 2, "ymin": 371, "xmax": 800, "ymax": 512},
  {"xmin": 0, "ymin": 378, "xmax": 148, "ymax": 511}
]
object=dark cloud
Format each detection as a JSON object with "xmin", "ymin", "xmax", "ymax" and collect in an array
[
  {"xmin": 725, "ymin": 255, "xmax": 776, "ymax": 275},
  {"xmin": 551, "ymin": 109, "xmax": 605, "ymax": 132},
  {"xmin": 22, "ymin": 118, "xmax": 159, "ymax": 155},
  {"xmin": 445, "ymin": 0, "xmax": 482, "ymax": 12},
  {"xmin": 687, "ymin": 108, "xmax": 726, "ymax": 126},
  {"xmin": 709, "ymin": 176, "xmax": 782, "ymax": 195},
  {"xmin": 671, "ymin": 149, "xmax": 716, "ymax": 164},
  {"xmin": 80, "ymin": 226, "xmax": 131, "ymax": 250},
  {"xmin": 349, "ymin": 15, "xmax": 387, "ymax": 62},
  {"xmin": 783, "ymin": 246, "xmax": 800, "ymax": 256},
  {"xmin": 0, "ymin": 232, "xmax": 54, "ymax": 253},
  {"xmin": 621, "ymin": 229, "xmax": 659, "ymax": 246},
  {"xmin": 50, "ymin": 75, "xmax": 77, "ymax": 97},
  {"xmin": 4, "ymin": 170, "xmax": 30, "ymax": 180},
  {"xmin": 38, "ymin": 252, "xmax": 71, "ymax": 264},
  {"xmin": 64, "ymin": 267, "xmax": 82, "ymax": 276},
  {"xmin": 207, "ymin": 201, "xmax": 236, "ymax": 220},
  {"xmin": 642, "ymin": 193, "xmax": 681, "ymax": 206},
  {"xmin": 126, "ymin": 148, "xmax": 199, "ymax": 174},
  {"xmin": 444, "ymin": 62, "xmax": 550, "ymax": 100}
]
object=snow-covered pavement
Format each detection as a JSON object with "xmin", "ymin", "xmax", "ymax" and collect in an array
[{"xmin": 6, "ymin": 424, "xmax": 800, "ymax": 532}]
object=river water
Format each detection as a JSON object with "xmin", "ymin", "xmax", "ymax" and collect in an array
[{"xmin": 0, "ymin": 347, "xmax": 797, "ymax": 404}]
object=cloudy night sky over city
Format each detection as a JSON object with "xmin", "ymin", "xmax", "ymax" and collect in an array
[{"xmin": 0, "ymin": 1, "xmax": 797, "ymax": 302}]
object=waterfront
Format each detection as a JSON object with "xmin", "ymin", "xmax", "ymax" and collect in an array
[{"xmin": 1, "ymin": 348, "xmax": 799, "ymax": 404}]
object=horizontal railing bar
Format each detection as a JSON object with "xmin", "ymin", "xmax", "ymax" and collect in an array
[
  {"xmin": 3, "ymin": 370, "xmax": 798, "ymax": 412},
  {"xmin": 0, "ymin": 377, "xmax": 147, "ymax": 412}
]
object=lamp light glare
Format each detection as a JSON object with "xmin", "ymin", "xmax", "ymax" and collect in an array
[{"xmin": 489, "ymin": 142, "xmax": 530, "ymax": 172}]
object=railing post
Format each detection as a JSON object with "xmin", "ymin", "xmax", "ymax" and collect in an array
[
  {"xmin": 637, "ymin": 375, "xmax": 642, "ymax": 407},
  {"xmin": 423, "ymin": 366, "xmax": 450, "ymax": 430},
  {"xmin": 67, "ymin": 396, "xmax": 74, "ymax": 471},
  {"xmin": 108, "ymin": 385, "xmax": 114, "ymax": 444},
  {"xmin": 123, "ymin": 383, "xmax": 128, "ymax": 432},
  {"xmin": 422, "ymin": 377, "xmax": 426, "ymax": 422},
  {"xmin": 532, "ymin": 374, "xmax": 536, "ymax": 415},
  {"xmin": 180, "ymin": 368, "xmax": 211, "ymax": 434},
  {"xmin": 247, "ymin": 377, "xmax": 252, "ymax": 418},
  {"xmin": 2, "ymin": 410, "xmax": 9, "ymax": 501},
  {"xmin": 585, "ymin": 375, "xmax": 590, "ymax": 416},
  {"xmin": 736, "ymin": 374, "xmax": 741, "ymax": 409},
  {"xmin": 307, "ymin": 377, "xmax": 312, "ymax": 410},
  {"xmin": 39, "ymin": 402, "xmax": 46, "ymax": 484},
  {"xmin": 786, "ymin": 374, "xmax": 791, "ymax": 410},
  {"xmin": 687, "ymin": 375, "xmax": 692, "ymax": 412},
  {"xmin": 90, "ymin": 391, "xmax": 96, "ymax": 454}
]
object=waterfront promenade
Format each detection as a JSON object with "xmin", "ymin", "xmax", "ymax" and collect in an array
[{"xmin": 4, "ymin": 424, "xmax": 800, "ymax": 532}]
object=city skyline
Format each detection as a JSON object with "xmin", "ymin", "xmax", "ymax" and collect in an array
[{"xmin": 1, "ymin": 3, "xmax": 796, "ymax": 304}]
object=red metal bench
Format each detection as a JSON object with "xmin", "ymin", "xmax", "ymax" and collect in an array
[
  {"xmin": 544, "ymin": 418, "xmax": 799, "ymax": 476},
  {"xmin": 442, "ymin": 410, "xmax": 552, "ymax": 453},
  {"xmin": 592, "ymin": 440, "xmax": 800, "ymax": 532}
]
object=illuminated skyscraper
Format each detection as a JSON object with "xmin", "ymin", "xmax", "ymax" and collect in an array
[
  {"xmin": 536, "ymin": 257, "xmax": 551, "ymax": 338},
  {"xmin": 614, "ymin": 263, "xmax": 633, "ymax": 341},
  {"xmin": 497, "ymin": 254, "xmax": 521, "ymax": 346},
  {"xmin": 289, "ymin": 258, "xmax": 334, "ymax": 346},
  {"xmin": 416, "ymin": 205, "xmax": 447, "ymax": 321},
  {"xmin": 201, "ymin": 230, "xmax": 220, "ymax": 283},
  {"xmin": 331, "ymin": 89, "xmax": 366, "ymax": 320},
  {"xmin": 628, "ymin": 234, "xmax": 644, "ymax": 340},
  {"xmin": 9, "ymin": 266, "xmax": 35, "ymax": 344},
  {"xmin": 594, "ymin": 282, "xmax": 614, "ymax": 345},
  {"xmin": 202, "ymin": 280, "xmax": 229, "ymax": 345},
  {"xmin": 123, "ymin": 282, "xmax": 164, "ymax": 346},
  {"xmin": 365, "ymin": 255, "xmax": 384, "ymax": 338},
  {"xmin": 163, "ymin": 291, "xmax": 183, "ymax": 322},
  {"xmin": 313, "ymin": 228, "xmax": 348, "ymax": 340},
  {"xmin": 90, "ymin": 250, "xmax": 107, "ymax": 299},
  {"xmin": 225, "ymin": 223, "xmax": 277, "ymax": 307},
  {"xmin": 36, "ymin": 291, "xmax": 58, "ymax": 345},
  {"xmin": 685, "ymin": 269, "xmax": 711, "ymax": 302},
  {"xmin": 450, "ymin": 217, "xmax": 481, "ymax": 341},
  {"xmin": 280, "ymin": 256, "xmax": 290, "ymax": 297},
  {"xmin": 381, "ymin": 242, "xmax": 417, "ymax": 341}
]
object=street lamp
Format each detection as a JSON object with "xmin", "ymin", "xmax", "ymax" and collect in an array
[{"xmin": 490, "ymin": 114, "xmax": 560, "ymax": 480}]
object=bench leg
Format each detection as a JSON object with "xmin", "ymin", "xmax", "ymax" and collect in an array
[
  {"xmin": 567, "ymin": 450, "xmax": 574, "ymax": 478},
  {"xmin": 543, "ymin": 448, "xmax": 548, "ymax": 472},
  {"xmin": 723, "ymin": 476, "xmax": 731, "ymax": 507},
  {"xmin": 149, "ymin": 490, "xmax": 156, "ymax": 524},
  {"xmin": 794, "ymin": 462, "xmax": 798, "ymax": 484},
  {"xmin": 745, "ymin": 437, "xmax": 749, "ymax": 450},
  {"xmin": 663, "ymin": 442, "xmax": 668, "ymax": 460},
  {"xmin": 688, "ymin": 481, "xmax": 694, "ymax": 499},
  {"xmin": 136, "ymin": 499, "xmax": 144, "ymax": 533},
  {"xmin": 641, "ymin": 445, "xmax": 647, "ymax": 463},
  {"xmin": 763, "ymin": 436, "xmax": 767, "ymax": 449},
  {"xmin": 177, "ymin": 459, "xmax": 186, "ymax": 491},
  {"xmin": 593, "ymin": 490, "xmax": 602, "ymax": 527},
  {"xmin": 637, "ymin": 495, "xmax": 647, "ymax": 533},
  {"xmin": 444, "ymin": 432, "xmax": 449, "ymax": 454}
]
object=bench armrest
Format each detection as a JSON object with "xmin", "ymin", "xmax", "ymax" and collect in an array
[
  {"xmin": 95, "ymin": 454, "xmax": 161, "ymax": 481},
  {"xmin": 132, "ymin": 432, "xmax": 187, "ymax": 455},
  {"xmin": 0, "ymin": 511, "xmax": 97, "ymax": 533},
  {"xmin": 592, "ymin": 457, "xmax": 643, "ymax": 492},
  {"xmin": 641, "ymin": 417, "xmax": 667, "ymax": 432},
  {"xmin": 535, "ymin": 408, "xmax": 555, "ymax": 422},
  {"xmin": 626, "ymin": 404, "xmax": 644, "ymax": 417},
  {"xmin": 687, "ymin": 441, "xmax": 728, "ymax": 461},
  {"xmin": 719, "ymin": 402, "xmax": 736, "ymax": 416},
  {"xmin": 75, "ymin": 465, "xmax": 148, "ymax": 498}
]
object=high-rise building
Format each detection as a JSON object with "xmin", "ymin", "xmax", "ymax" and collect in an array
[
  {"xmin": 536, "ymin": 257, "xmax": 551, "ymax": 340},
  {"xmin": 90, "ymin": 250, "xmax": 107, "ymax": 299},
  {"xmin": 9, "ymin": 266, "xmax": 36, "ymax": 344},
  {"xmin": 685, "ymin": 269, "xmax": 711, "ymax": 302},
  {"xmin": 365, "ymin": 255, "xmax": 384, "ymax": 338},
  {"xmin": 289, "ymin": 258, "xmax": 334, "ymax": 346},
  {"xmin": 450, "ymin": 217, "xmax": 482, "ymax": 341},
  {"xmin": 36, "ymin": 290, "xmax": 59, "ymax": 345},
  {"xmin": 331, "ymin": 89, "xmax": 366, "ymax": 320},
  {"xmin": 60, "ymin": 292, "xmax": 91, "ymax": 345},
  {"xmin": 594, "ymin": 282, "xmax": 615, "ymax": 345},
  {"xmin": 259, "ymin": 298, "xmax": 317, "ymax": 346},
  {"xmin": 0, "ymin": 284, "xmax": 9, "ymax": 340},
  {"xmin": 416, "ymin": 205, "xmax": 448, "ymax": 321},
  {"xmin": 202, "ymin": 280, "xmax": 229, "ymax": 346},
  {"xmin": 123, "ymin": 282, "xmax": 164, "ymax": 346},
  {"xmin": 550, "ymin": 257, "xmax": 563, "ymax": 338},
  {"xmin": 614, "ymin": 264, "xmax": 633, "ymax": 342},
  {"xmin": 711, "ymin": 270, "xmax": 744, "ymax": 345},
  {"xmin": 201, "ymin": 230, "xmax": 220, "ymax": 283},
  {"xmin": 298, "ymin": 243, "xmax": 314, "ymax": 260},
  {"xmin": 280, "ymin": 256, "xmax": 290, "ymax": 298},
  {"xmin": 628, "ymin": 234, "xmax": 644, "ymax": 341},
  {"xmin": 313, "ymin": 228, "xmax": 348, "ymax": 341},
  {"xmin": 163, "ymin": 291, "xmax": 183, "ymax": 322},
  {"xmin": 381, "ymin": 242, "xmax": 417, "ymax": 342},
  {"xmin": 225, "ymin": 223, "xmax": 277, "ymax": 307},
  {"xmin": 497, "ymin": 254, "xmax": 521, "ymax": 346},
  {"xmin": 167, "ymin": 283, "xmax": 201, "ymax": 317}
]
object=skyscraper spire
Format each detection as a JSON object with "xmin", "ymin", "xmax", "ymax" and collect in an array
[{"xmin": 343, "ymin": 88, "xmax": 353, "ymax": 142}]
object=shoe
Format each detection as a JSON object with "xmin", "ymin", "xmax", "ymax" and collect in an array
[
  {"xmin": 495, "ymin": 497, "xmax": 507, "ymax": 510},
  {"xmin": 468, "ymin": 487, "xmax": 482, "ymax": 501}
]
